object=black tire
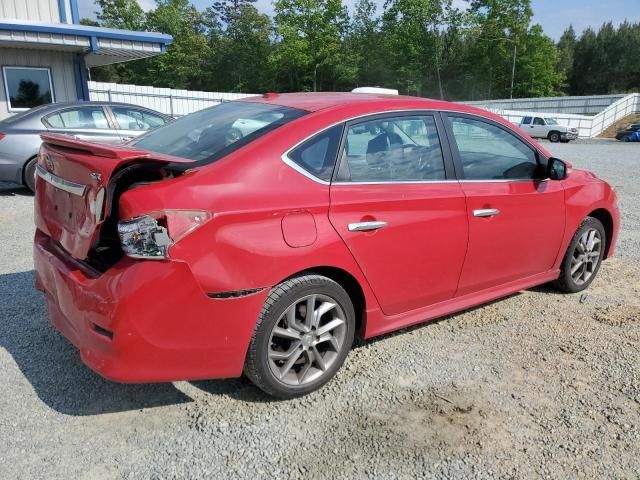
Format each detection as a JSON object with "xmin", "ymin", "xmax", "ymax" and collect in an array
[
  {"xmin": 553, "ymin": 217, "xmax": 606, "ymax": 293},
  {"xmin": 548, "ymin": 131, "xmax": 561, "ymax": 143},
  {"xmin": 244, "ymin": 274, "xmax": 356, "ymax": 399},
  {"xmin": 23, "ymin": 156, "xmax": 37, "ymax": 193},
  {"xmin": 624, "ymin": 135, "xmax": 631, "ymax": 142}
]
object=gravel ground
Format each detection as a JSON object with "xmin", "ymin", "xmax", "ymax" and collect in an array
[{"xmin": 1, "ymin": 139, "xmax": 638, "ymax": 479}]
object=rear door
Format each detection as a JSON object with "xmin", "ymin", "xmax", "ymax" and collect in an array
[
  {"xmin": 109, "ymin": 106, "xmax": 168, "ymax": 142},
  {"xmin": 328, "ymin": 113, "xmax": 468, "ymax": 316},
  {"xmin": 443, "ymin": 114, "xmax": 565, "ymax": 296},
  {"xmin": 44, "ymin": 106, "xmax": 121, "ymax": 143}
]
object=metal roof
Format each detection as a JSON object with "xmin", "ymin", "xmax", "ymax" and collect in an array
[{"xmin": 0, "ymin": 20, "xmax": 173, "ymax": 67}]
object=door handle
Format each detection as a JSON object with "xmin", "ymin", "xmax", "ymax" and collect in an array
[
  {"xmin": 348, "ymin": 221, "xmax": 388, "ymax": 232},
  {"xmin": 473, "ymin": 208, "xmax": 500, "ymax": 218}
]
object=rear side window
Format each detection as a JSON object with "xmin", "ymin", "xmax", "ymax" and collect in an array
[
  {"xmin": 45, "ymin": 107, "xmax": 110, "ymax": 129},
  {"xmin": 521, "ymin": 116, "xmax": 532, "ymax": 125},
  {"xmin": 288, "ymin": 125, "xmax": 342, "ymax": 182},
  {"xmin": 336, "ymin": 115, "xmax": 446, "ymax": 182}
]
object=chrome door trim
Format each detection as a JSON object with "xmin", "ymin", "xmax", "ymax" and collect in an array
[
  {"xmin": 348, "ymin": 221, "xmax": 388, "ymax": 232},
  {"xmin": 473, "ymin": 208, "xmax": 500, "ymax": 217},
  {"xmin": 36, "ymin": 164, "xmax": 86, "ymax": 196}
]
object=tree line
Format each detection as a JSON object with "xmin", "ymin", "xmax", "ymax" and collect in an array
[{"xmin": 85, "ymin": 0, "xmax": 639, "ymax": 101}]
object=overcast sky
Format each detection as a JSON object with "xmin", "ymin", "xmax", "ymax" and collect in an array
[{"xmin": 78, "ymin": 0, "xmax": 639, "ymax": 40}]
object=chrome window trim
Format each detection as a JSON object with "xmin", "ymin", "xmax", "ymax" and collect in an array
[
  {"xmin": 36, "ymin": 164, "xmax": 86, "ymax": 196},
  {"xmin": 280, "ymin": 108, "xmax": 545, "ymax": 185},
  {"xmin": 332, "ymin": 180, "xmax": 457, "ymax": 185}
]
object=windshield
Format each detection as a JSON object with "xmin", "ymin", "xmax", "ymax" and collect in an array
[
  {"xmin": 131, "ymin": 102, "xmax": 307, "ymax": 165},
  {"xmin": 544, "ymin": 118, "xmax": 559, "ymax": 125}
]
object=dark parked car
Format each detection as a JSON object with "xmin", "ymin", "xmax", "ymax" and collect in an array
[
  {"xmin": 0, "ymin": 101, "xmax": 171, "ymax": 192},
  {"xmin": 615, "ymin": 123, "xmax": 640, "ymax": 141}
]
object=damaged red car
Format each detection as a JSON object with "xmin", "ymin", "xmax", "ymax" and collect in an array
[{"xmin": 34, "ymin": 93, "xmax": 620, "ymax": 398}]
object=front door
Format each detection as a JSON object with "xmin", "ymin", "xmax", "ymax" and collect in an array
[
  {"xmin": 443, "ymin": 114, "xmax": 565, "ymax": 296},
  {"xmin": 329, "ymin": 113, "xmax": 468, "ymax": 316},
  {"xmin": 109, "ymin": 106, "xmax": 169, "ymax": 142}
]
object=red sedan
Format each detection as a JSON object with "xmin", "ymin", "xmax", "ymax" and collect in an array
[{"xmin": 33, "ymin": 93, "xmax": 620, "ymax": 398}]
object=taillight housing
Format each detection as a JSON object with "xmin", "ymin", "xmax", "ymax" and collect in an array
[{"xmin": 117, "ymin": 210, "xmax": 212, "ymax": 260}]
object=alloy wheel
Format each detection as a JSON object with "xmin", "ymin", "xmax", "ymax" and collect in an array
[
  {"xmin": 268, "ymin": 294, "xmax": 346, "ymax": 386},
  {"xmin": 570, "ymin": 228, "xmax": 602, "ymax": 285}
]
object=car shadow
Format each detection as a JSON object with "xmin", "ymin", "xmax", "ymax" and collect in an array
[
  {"xmin": 0, "ymin": 270, "xmax": 192, "ymax": 416},
  {"xmin": 0, "ymin": 182, "xmax": 32, "ymax": 196}
]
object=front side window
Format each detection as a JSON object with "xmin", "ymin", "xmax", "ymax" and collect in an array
[
  {"xmin": 533, "ymin": 117, "xmax": 545, "ymax": 125},
  {"xmin": 112, "ymin": 107, "xmax": 167, "ymax": 131},
  {"xmin": 2, "ymin": 67, "xmax": 53, "ymax": 111},
  {"xmin": 131, "ymin": 102, "xmax": 307, "ymax": 165},
  {"xmin": 336, "ymin": 115, "xmax": 446, "ymax": 182},
  {"xmin": 45, "ymin": 107, "xmax": 110, "ymax": 130},
  {"xmin": 448, "ymin": 116, "xmax": 541, "ymax": 180},
  {"xmin": 288, "ymin": 125, "xmax": 342, "ymax": 181}
]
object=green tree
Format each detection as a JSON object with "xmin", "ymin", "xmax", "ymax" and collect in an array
[
  {"xmin": 556, "ymin": 25, "xmax": 576, "ymax": 82},
  {"xmin": 206, "ymin": 0, "xmax": 274, "ymax": 92},
  {"xmin": 271, "ymin": 0, "xmax": 353, "ymax": 91},
  {"xmin": 95, "ymin": 0, "xmax": 146, "ymax": 30},
  {"xmin": 142, "ymin": 0, "xmax": 211, "ymax": 89}
]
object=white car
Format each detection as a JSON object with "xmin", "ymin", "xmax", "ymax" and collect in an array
[{"xmin": 519, "ymin": 116, "xmax": 578, "ymax": 143}]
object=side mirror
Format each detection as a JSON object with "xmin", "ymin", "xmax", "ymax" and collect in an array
[{"xmin": 548, "ymin": 157, "xmax": 567, "ymax": 180}]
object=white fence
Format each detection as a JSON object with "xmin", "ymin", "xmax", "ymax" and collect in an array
[
  {"xmin": 88, "ymin": 81, "xmax": 257, "ymax": 117},
  {"xmin": 489, "ymin": 93, "xmax": 640, "ymax": 138},
  {"xmin": 465, "ymin": 94, "xmax": 626, "ymax": 115},
  {"xmin": 88, "ymin": 82, "xmax": 640, "ymax": 138}
]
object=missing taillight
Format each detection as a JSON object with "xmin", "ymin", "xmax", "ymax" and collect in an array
[{"xmin": 117, "ymin": 210, "xmax": 212, "ymax": 260}]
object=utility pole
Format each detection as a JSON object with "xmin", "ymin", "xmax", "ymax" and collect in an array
[{"xmin": 510, "ymin": 43, "xmax": 517, "ymax": 99}]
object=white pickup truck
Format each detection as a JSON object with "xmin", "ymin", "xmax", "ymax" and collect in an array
[{"xmin": 518, "ymin": 116, "xmax": 578, "ymax": 143}]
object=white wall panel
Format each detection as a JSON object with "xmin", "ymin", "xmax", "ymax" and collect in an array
[
  {"xmin": 0, "ymin": 46, "xmax": 77, "ymax": 119},
  {"xmin": 0, "ymin": 0, "xmax": 61, "ymax": 23}
]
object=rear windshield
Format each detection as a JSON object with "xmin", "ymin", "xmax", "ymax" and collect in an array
[{"xmin": 130, "ymin": 102, "xmax": 307, "ymax": 166}]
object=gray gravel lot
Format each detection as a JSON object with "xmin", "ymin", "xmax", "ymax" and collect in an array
[{"xmin": 1, "ymin": 139, "xmax": 638, "ymax": 479}]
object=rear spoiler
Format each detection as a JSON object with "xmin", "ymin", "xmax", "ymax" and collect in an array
[
  {"xmin": 40, "ymin": 133, "xmax": 151, "ymax": 160},
  {"xmin": 40, "ymin": 133, "xmax": 193, "ymax": 164}
]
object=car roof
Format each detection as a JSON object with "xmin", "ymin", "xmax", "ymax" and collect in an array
[{"xmin": 240, "ymin": 92, "xmax": 497, "ymax": 118}]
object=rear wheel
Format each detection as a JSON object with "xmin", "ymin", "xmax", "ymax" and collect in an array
[
  {"xmin": 554, "ymin": 217, "xmax": 606, "ymax": 293},
  {"xmin": 548, "ymin": 131, "xmax": 561, "ymax": 143},
  {"xmin": 244, "ymin": 274, "xmax": 355, "ymax": 399},
  {"xmin": 23, "ymin": 156, "xmax": 37, "ymax": 193}
]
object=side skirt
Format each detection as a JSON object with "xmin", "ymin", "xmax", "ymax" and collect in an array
[{"xmin": 363, "ymin": 269, "xmax": 560, "ymax": 339}]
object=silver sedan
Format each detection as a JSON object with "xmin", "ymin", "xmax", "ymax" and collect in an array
[{"xmin": 0, "ymin": 101, "xmax": 171, "ymax": 192}]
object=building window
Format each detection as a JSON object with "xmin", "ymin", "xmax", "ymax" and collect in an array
[{"xmin": 2, "ymin": 67, "xmax": 54, "ymax": 111}]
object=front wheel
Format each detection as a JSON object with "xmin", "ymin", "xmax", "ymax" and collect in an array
[
  {"xmin": 244, "ymin": 275, "xmax": 356, "ymax": 399},
  {"xmin": 548, "ymin": 131, "xmax": 561, "ymax": 143},
  {"xmin": 554, "ymin": 217, "xmax": 606, "ymax": 293}
]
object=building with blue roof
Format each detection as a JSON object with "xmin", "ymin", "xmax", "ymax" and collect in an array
[{"xmin": 0, "ymin": 0, "xmax": 172, "ymax": 119}]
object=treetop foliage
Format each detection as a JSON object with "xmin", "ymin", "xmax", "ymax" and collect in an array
[{"xmin": 89, "ymin": 0, "xmax": 636, "ymax": 100}]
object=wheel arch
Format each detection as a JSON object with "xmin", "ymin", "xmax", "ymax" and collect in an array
[
  {"xmin": 547, "ymin": 130, "xmax": 561, "ymax": 139},
  {"xmin": 587, "ymin": 208, "xmax": 614, "ymax": 258},
  {"xmin": 280, "ymin": 266, "xmax": 367, "ymax": 339}
]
